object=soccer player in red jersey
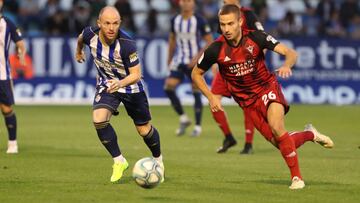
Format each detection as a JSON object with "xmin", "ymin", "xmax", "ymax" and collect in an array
[
  {"xmin": 214, "ymin": 0, "xmax": 264, "ymax": 154},
  {"xmin": 192, "ymin": 4, "xmax": 334, "ymax": 189}
]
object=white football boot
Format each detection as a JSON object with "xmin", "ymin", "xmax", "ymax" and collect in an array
[
  {"xmin": 6, "ymin": 140, "xmax": 18, "ymax": 154},
  {"xmin": 304, "ymin": 124, "xmax": 334, "ymax": 148},
  {"xmin": 289, "ymin": 176, "xmax": 305, "ymax": 190}
]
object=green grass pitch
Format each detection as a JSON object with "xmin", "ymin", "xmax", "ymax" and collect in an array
[{"xmin": 0, "ymin": 105, "xmax": 359, "ymax": 203}]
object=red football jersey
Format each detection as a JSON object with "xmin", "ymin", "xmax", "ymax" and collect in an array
[{"xmin": 197, "ymin": 30, "xmax": 280, "ymax": 107}]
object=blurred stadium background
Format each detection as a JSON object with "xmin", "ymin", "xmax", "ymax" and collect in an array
[{"xmin": 4, "ymin": 0, "xmax": 360, "ymax": 105}]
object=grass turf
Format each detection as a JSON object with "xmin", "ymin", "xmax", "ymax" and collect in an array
[{"xmin": 0, "ymin": 105, "xmax": 359, "ymax": 203}]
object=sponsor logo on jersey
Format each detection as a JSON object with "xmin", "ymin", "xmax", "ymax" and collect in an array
[
  {"xmin": 266, "ymin": 35, "xmax": 278, "ymax": 44},
  {"xmin": 129, "ymin": 52, "xmax": 138, "ymax": 63},
  {"xmin": 246, "ymin": 45, "xmax": 254, "ymax": 54}
]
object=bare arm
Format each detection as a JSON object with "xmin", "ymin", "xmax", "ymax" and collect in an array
[
  {"xmin": 167, "ymin": 32, "xmax": 176, "ymax": 66},
  {"xmin": 15, "ymin": 40, "xmax": 26, "ymax": 66},
  {"xmin": 106, "ymin": 64, "xmax": 142, "ymax": 93},
  {"xmin": 75, "ymin": 33, "xmax": 86, "ymax": 63},
  {"xmin": 191, "ymin": 65, "xmax": 223, "ymax": 112},
  {"xmin": 273, "ymin": 43, "xmax": 298, "ymax": 78}
]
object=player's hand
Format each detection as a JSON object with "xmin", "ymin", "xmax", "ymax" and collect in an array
[
  {"xmin": 275, "ymin": 66, "xmax": 292, "ymax": 78},
  {"xmin": 209, "ymin": 95, "xmax": 224, "ymax": 112},
  {"xmin": 75, "ymin": 50, "xmax": 86, "ymax": 63},
  {"xmin": 106, "ymin": 79, "xmax": 122, "ymax": 93}
]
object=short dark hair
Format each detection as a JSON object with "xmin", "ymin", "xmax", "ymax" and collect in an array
[{"xmin": 218, "ymin": 4, "xmax": 241, "ymax": 19}]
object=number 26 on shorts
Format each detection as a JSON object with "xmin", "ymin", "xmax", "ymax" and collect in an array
[{"xmin": 261, "ymin": 91, "xmax": 277, "ymax": 106}]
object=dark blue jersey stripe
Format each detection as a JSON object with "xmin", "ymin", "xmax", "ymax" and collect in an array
[
  {"xmin": 96, "ymin": 38, "xmax": 102, "ymax": 60},
  {"xmin": 179, "ymin": 17, "xmax": 185, "ymax": 64},
  {"xmin": 5, "ymin": 25, "xmax": 10, "ymax": 79},
  {"xmin": 108, "ymin": 42, "xmax": 116, "ymax": 63},
  {"xmin": 187, "ymin": 18, "xmax": 193, "ymax": 60}
]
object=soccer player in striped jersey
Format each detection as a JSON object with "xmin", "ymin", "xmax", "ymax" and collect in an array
[
  {"xmin": 164, "ymin": 0, "xmax": 213, "ymax": 137},
  {"xmin": 75, "ymin": 6, "xmax": 164, "ymax": 183},
  {"xmin": 0, "ymin": 0, "xmax": 26, "ymax": 154}
]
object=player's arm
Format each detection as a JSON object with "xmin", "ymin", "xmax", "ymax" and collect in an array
[
  {"xmin": 167, "ymin": 32, "xmax": 176, "ymax": 66},
  {"xmin": 191, "ymin": 42, "xmax": 223, "ymax": 112},
  {"xmin": 273, "ymin": 43, "xmax": 297, "ymax": 78},
  {"xmin": 107, "ymin": 64, "xmax": 142, "ymax": 93},
  {"xmin": 75, "ymin": 33, "xmax": 86, "ymax": 63},
  {"xmin": 15, "ymin": 40, "xmax": 26, "ymax": 66}
]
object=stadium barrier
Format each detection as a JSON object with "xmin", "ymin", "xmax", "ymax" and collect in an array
[{"xmin": 13, "ymin": 36, "xmax": 360, "ymax": 105}]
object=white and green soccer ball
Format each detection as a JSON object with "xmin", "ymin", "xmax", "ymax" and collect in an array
[{"xmin": 132, "ymin": 157, "xmax": 163, "ymax": 189}]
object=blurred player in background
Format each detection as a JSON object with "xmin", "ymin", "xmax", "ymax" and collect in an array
[
  {"xmin": 192, "ymin": 4, "xmax": 334, "ymax": 189},
  {"xmin": 0, "ymin": 0, "xmax": 26, "ymax": 154},
  {"xmin": 75, "ymin": 6, "xmax": 164, "ymax": 183},
  {"xmin": 215, "ymin": 0, "xmax": 264, "ymax": 154},
  {"xmin": 164, "ymin": 0, "xmax": 213, "ymax": 137}
]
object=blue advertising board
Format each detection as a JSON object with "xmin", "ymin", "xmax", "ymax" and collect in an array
[{"xmin": 13, "ymin": 36, "xmax": 360, "ymax": 105}]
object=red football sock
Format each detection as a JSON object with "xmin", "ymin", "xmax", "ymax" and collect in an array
[
  {"xmin": 276, "ymin": 132, "xmax": 302, "ymax": 179},
  {"xmin": 289, "ymin": 131, "xmax": 314, "ymax": 149},
  {"xmin": 244, "ymin": 112, "xmax": 254, "ymax": 144},
  {"xmin": 212, "ymin": 110, "xmax": 232, "ymax": 137}
]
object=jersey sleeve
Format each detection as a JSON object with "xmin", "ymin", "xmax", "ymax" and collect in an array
[
  {"xmin": 6, "ymin": 18, "xmax": 22, "ymax": 42},
  {"xmin": 197, "ymin": 41, "xmax": 221, "ymax": 71},
  {"xmin": 81, "ymin": 26, "xmax": 96, "ymax": 45},
  {"xmin": 197, "ymin": 15, "xmax": 212, "ymax": 36},
  {"xmin": 120, "ymin": 39, "xmax": 140, "ymax": 68},
  {"xmin": 243, "ymin": 10, "xmax": 264, "ymax": 31},
  {"xmin": 249, "ymin": 30, "xmax": 280, "ymax": 51}
]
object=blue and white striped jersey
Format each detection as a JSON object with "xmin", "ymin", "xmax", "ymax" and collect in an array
[
  {"xmin": 0, "ymin": 16, "xmax": 22, "ymax": 80},
  {"xmin": 170, "ymin": 14, "xmax": 211, "ymax": 66},
  {"xmin": 82, "ymin": 26, "xmax": 144, "ymax": 94}
]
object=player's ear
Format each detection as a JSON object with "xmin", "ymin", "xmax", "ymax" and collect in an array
[
  {"xmin": 239, "ymin": 17, "xmax": 243, "ymax": 27},
  {"xmin": 97, "ymin": 19, "xmax": 101, "ymax": 28}
]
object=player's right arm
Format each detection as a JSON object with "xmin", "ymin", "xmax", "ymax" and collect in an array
[
  {"xmin": 167, "ymin": 17, "xmax": 177, "ymax": 66},
  {"xmin": 75, "ymin": 33, "xmax": 86, "ymax": 63},
  {"xmin": 191, "ymin": 42, "xmax": 223, "ymax": 112}
]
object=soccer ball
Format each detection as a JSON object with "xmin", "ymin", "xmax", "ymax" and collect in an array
[{"xmin": 132, "ymin": 157, "xmax": 163, "ymax": 189}]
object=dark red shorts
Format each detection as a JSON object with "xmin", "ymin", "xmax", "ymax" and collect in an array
[
  {"xmin": 211, "ymin": 72, "xmax": 231, "ymax": 97},
  {"xmin": 242, "ymin": 81, "xmax": 289, "ymax": 142}
]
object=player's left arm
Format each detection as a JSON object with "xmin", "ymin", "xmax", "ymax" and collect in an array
[
  {"xmin": 252, "ymin": 31, "xmax": 297, "ymax": 79},
  {"xmin": 107, "ymin": 64, "xmax": 142, "ymax": 93},
  {"xmin": 273, "ymin": 43, "xmax": 298, "ymax": 78}
]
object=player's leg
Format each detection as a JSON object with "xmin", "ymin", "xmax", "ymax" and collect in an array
[
  {"xmin": 190, "ymin": 83, "xmax": 203, "ymax": 137},
  {"xmin": 122, "ymin": 92, "xmax": 164, "ymax": 182},
  {"xmin": 267, "ymin": 102, "xmax": 304, "ymax": 189},
  {"xmin": 93, "ymin": 90, "xmax": 127, "ymax": 183},
  {"xmin": 0, "ymin": 80, "xmax": 18, "ymax": 154},
  {"xmin": 240, "ymin": 110, "xmax": 255, "ymax": 154},
  {"xmin": 164, "ymin": 65, "xmax": 191, "ymax": 135},
  {"xmin": 210, "ymin": 73, "xmax": 236, "ymax": 153}
]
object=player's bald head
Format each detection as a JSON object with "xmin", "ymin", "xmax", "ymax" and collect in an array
[{"xmin": 98, "ymin": 6, "xmax": 120, "ymax": 21}]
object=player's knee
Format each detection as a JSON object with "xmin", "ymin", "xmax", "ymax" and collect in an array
[
  {"xmin": 136, "ymin": 122, "xmax": 151, "ymax": 136},
  {"xmin": 0, "ymin": 105, "xmax": 13, "ymax": 115},
  {"xmin": 93, "ymin": 121, "xmax": 109, "ymax": 129},
  {"xmin": 2, "ymin": 110, "xmax": 14, "ymax": 117}
]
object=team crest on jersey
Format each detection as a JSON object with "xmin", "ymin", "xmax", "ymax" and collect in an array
[
  {"xmin": 95, "ymin": 94, "xmax": 101, "ymax": 102},
  {"xmin": 129, "ymin": 52, "xmax": 138, "ymax": 63},
  {"xmin": 114, "ymin": 51, "xmax": 121, "ymax": 60},
  {"xmin": 246, "ymin": 45, "xmax": 254, "ymax": 54}
]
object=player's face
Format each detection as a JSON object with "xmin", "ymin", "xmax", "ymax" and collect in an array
[
  {"xmin": 179, "ymin": 0, "xmax": 195, "ymax": 12},
  {"xmin": 219, "ymin": 13, "xmax": 242, "ymax": 41},
  {"xmin": 98, "ymin": 10, "xmax": 121, "ymax": 42}
]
